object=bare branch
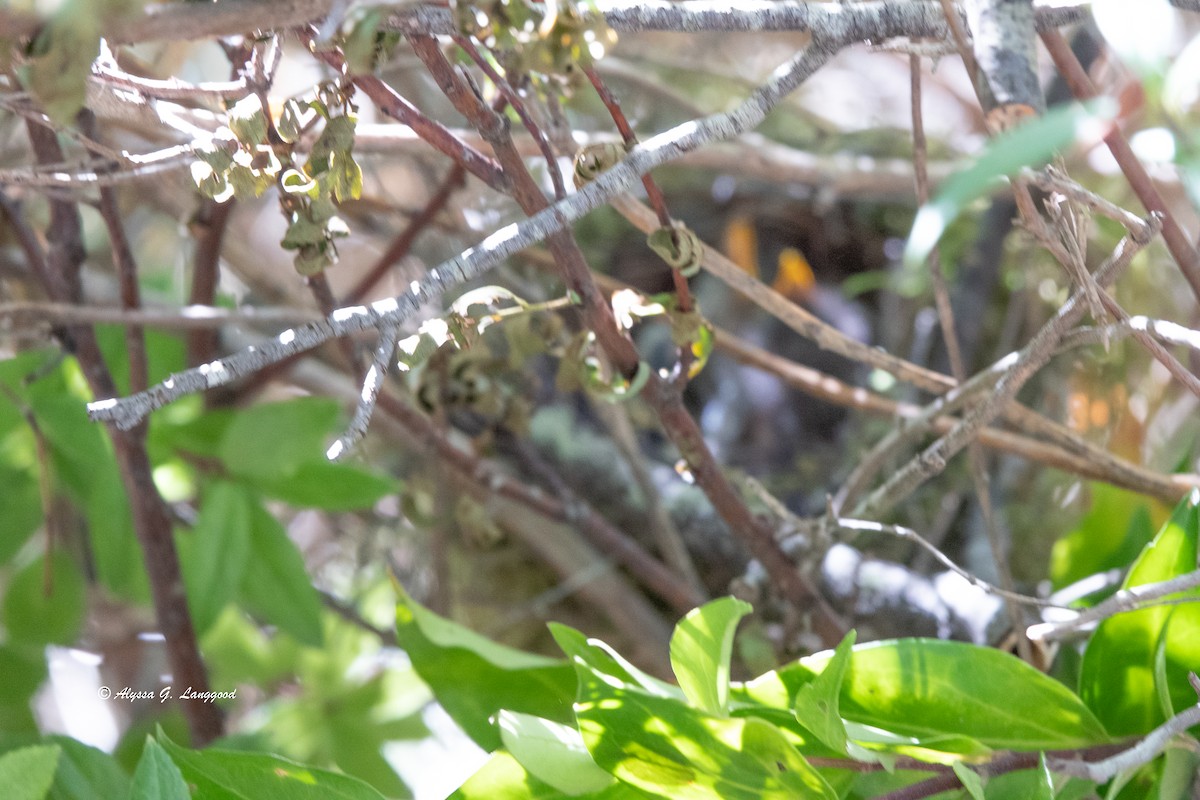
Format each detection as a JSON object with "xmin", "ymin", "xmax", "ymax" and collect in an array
[
  {"xmin": 87, "ymin": 34, "xmax": 854, "ymax": 429},
  {"xmin": 1047, "ymin": 700, "xmax": 1200, "ymax": 783}
]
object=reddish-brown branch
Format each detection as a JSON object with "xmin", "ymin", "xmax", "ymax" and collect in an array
[
  {"xmin": 186, "ymin": 200, "xmax": 234, "ymax": 368},
  {"xmin": 303, "ymin": 29, "xmax": 508, "ymax": 192},
  {"xmin": 343, "ymin": 164, "xmax": 466, "ymax": 305},
  {"xmin": 581, "ymin": 63, "xmax": 694, "ymax": 383},
  {"xmin": 374, "ymin": 391, "xmax": 703, "ymax": 614},
  {"xmin": 407, "ymin": 34, "xmax": 845, "ymax": 642},
  {"xmin": 23, "ymin": 119, "xmax": 222, "ymax": 746},
  {"xmin": 1040, "ymin": 28, "xmax": 1200, "ymax": 305},
  {"xmin": 878, "ymin": 742, "xmax": 1131, "ymax": 800},
  {"xmin": 455, "ymin": 36, "xmax": 568, "ymax": 200},
  {"xmin": 88, "ymin": 172, "xmax": 149, "ymax": 396}
]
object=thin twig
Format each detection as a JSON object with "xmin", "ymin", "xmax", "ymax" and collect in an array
[
  {"xmin": 857, "ymin": 214, "xmax": 1163, "ymax": 519},
  {"xmin": 343, "ymin": 164, "xmax": 466, "ymax": 305},
  {"xmin": 1047, "ymin": 700, "xmax": 1200, "ymax": 783},
  {"xmin": 327, "ymin": 323, "xmax": 399, "ymax": 461},
  {"xmin": 87, "ymin": 32, "xmax": 860, "ymax": 430},
  {"xmin": 1028, "ymin": 564, "xmax": 1200, "ymax": 644},
  {"xmin": 831, "ymin": 516, "xmax": 1054, "ymax": 607},
  {"xmin": 1040, "ymin": 27, "xmax": 1200, "ymax": 306}
]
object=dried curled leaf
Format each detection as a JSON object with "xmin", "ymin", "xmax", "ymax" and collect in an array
[
  {"xmin": 647, "ymin": 223, "xmax": 704, "ymax": 277},
  {"xmin": 573, "ymin": 143, "xmax": 626, "ymax": 189}
]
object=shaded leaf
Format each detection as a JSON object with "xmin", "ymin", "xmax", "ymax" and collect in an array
[
  {"xmin": 0, "ymin": 745, "xmax": 58, "ymax": 800},
  {"xmin": 252, "ymin": 462, "xmax": 397, "ymax": 511},
  {"xmin": 237, "ymin": 501, "xmax": 324, "ymax": 647},
  {"xmin": 178, "ymin": 481, "xmax": 253, "ymax": 635},
  {"xmin": 218, "ymin": 398, "xmax": 340, "ymax": 479},
  {"xmin": 2, "ymin": 553, "xmax": 85, "ymax": 646},
  {"xmin": 129, "ymin": 738, "xmax": 189, "ymax": 800}
]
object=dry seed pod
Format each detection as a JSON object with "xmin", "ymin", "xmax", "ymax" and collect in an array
[
  {"xmin": 647, "ymin": 223, "xmax": 704, "ymax": 277},
  {"xmin": 572, "ymin": 142, "xmax": 626, "ymax": 188}
]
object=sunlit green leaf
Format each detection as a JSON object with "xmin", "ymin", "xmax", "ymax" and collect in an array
[
  {"xmin": 158, "ymin": 731, "xmax": 386, "ymax": 799},
  {"xmin": 952, "ymin": 761, "xmax": 985, "ymax": 800},
  {"xmin": 498, "ymin": 711, "xmax": 615, "ymax": 796},
  {"xmin": 738, "ymin": 638, "xmax": 1108, "ymax": 751},
  {"xmin": 904, "ymin": 100, "xmax": 1117, "ymax": 270},
  {"xmin": 1050, "ymin": 483, "xmax": 1159, "ymax": 591},
  {"xmin": 395, "ymin": 588, "xmax": 576, "ymax": 750},
  {"xmin": 793, "ymin": 631, "xmax": 855, "ymax": 754},
  {"xmin": 575, "ymin": 655, "xmax": 836, "ymax": 800},
  {"xmin": 669, "ymin": 597, "xmax": 751, "ymax": 717},
  {"xmin": 1080, "ymin": 490, "xmax": 1200, "ymax": 735},
  {"xmin": 448, "ymin": 750, "xmax": 651, "ymax": 799}
]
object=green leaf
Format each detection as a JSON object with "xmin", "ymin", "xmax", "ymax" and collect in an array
[
  {"xmin": 903, "ymin": 99, "xmax": 1118, "ymax": 270},
  {"xmin": 0, "ymin": 646, "xmax": 47, "ymax": 734},
  {"xmin": 394, "ymin": 588, "xmax": 576, "ymax": 750},
  {"xmin": 0, "ymin": 465, "xmax": 41, "ymax": 566},
  {"xmin": 574, "ymin": 656, "xmax": 837, "ymax": 800},
  {"xmin": 157, "ymin": 731, "xmax": 387, "ymax": 800},
  {"xmin": 549, "ymin": 623, "xmax": 682, "ymax": 701},
  {"xmin": 218, "ymin": 398, "xmax": 340, "ymax": 480},
  {"xmin": 738, "ymin": 638, "xmax": 1108, "ymax": 751},
  {"xmin": 448, "ymin": 750, "xmax": 650, "ymax": 800},
  {"xmin": 128, "ymin": 738, "xmax": 189, "ymax": 800},
  {"xmin": 178, "ymin": 481, "xmax": 254, "ymax": 635},
  {"xmin": 253, "ymin": 462, "xmax": 397, "ymax": 511},
  {"xmin": 1051, "ymin": 483, "xmax": 1157, "ymax": 591},
  {"xmin": 669, "ymin": 597, "xmax": 752, "ymax": 716},
  {"xmin": 43, "ymin": 734, "xmax": 132, "ymax": 800},
  {"xmin": 793, "ymin": 631, "xmax": 855, "ymax": 754},
  {"xmin": 237, "ymin": 501, "xmax": 324, "ymax": 647},
  {"xmin": 0, "ymin": 744, "xmax": 60, "ymax": 800},
  {"xmin": 1080, "ymin": 490, "xmax": 1200, "ymax": 735},
  {"xmin": 3, "ymin": 553, "xmax": 85, "ymax": 646},
  {"xmin": 22, "ymin": 0, "xmax": 100, "ymax": 125},
  {"xmin": 952, "ymin": 761, "xmax": 986, "ymax": 800},
  {"xmin": 498, "ymin": 711, "xmax": 615, "ymax": 796},
  {"xmin": 228, "ymin": 96, "xmax": 269, "ymax": 146},
  {"xmin": 330, "ymin": 151, "xmax": 364, "ymax": 204}
]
